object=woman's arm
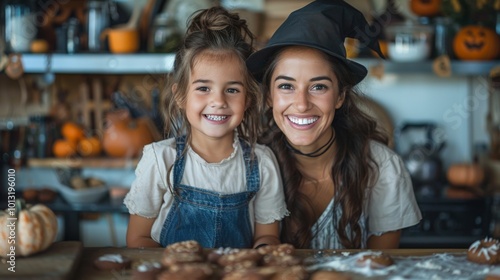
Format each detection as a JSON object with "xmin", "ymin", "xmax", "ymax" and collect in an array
[
  {"xmin": 126, "ymin": 214, "xmax": 160, "ymax": 248},
  {"xmin": 253, "ymin": 221, "xmax": 281, "ymax": 248},
  {"xmin": 367, "ymin": 230, "xmax": 401, "ymax": 249}
]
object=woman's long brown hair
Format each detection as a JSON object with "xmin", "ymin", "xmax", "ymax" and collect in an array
[{"xmin": 259, "ymin": 50, "xmax": 388, "ymax": 248}]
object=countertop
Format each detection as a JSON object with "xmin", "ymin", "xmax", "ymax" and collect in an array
[{"xmin": 2, "ymin": 241, "xmax": 487, "ymax": 280}]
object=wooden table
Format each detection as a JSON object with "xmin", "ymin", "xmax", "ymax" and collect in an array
[{"xmin": 0, "ymin": 241, "xmax": 472, "ymax": 279}]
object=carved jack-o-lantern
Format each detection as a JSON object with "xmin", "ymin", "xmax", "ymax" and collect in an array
[
  {"xmin": 453, "ymin": 25, "xmax": 500, "ymax": 60},
  {"xmin": 410, "ymin": 0, "xmax": 441, "ymax": 17}
]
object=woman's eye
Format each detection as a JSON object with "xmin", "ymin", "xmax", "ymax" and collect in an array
[
  {"xmin": 277, "ymin": 83, "xmax": 293, "ymax": 90},
  {"xmin": 311, "ymin": 84, "xmax": 327, "ymax": 91}
]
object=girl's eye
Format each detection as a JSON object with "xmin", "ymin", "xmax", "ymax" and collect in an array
[
  {"xmin": 277, "ymin": 83, "xmax": 293, "ymax": 90},
  {"xmin": 226, "ymin": 88, "xmax": 240, "ymax": 94},
  {"xmin": 196, "ymin": 86, "xmax": 210, "ymax": 92}
]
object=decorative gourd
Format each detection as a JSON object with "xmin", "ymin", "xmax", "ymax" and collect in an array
[
  {"xmin": 453, "ymin": 25, "xmax": 500, "ymax": 60},
  {"xmin": 52, "ymin": 139, "xmax": 77, "ymax": 158},
  {"xmin": 0, "ymin": 199, "xmax": 58, "ymax": 257},
  {"xmin": 410, "ymin": 0, "xmax": 442, "ymax": 17},
  {"xmin": 77, "ymin": 136, "xmax": 102, "ymax": 157},
  {"xmin": 447, "ymin": 163, "xmax": 485, "ymax": 187},
  {"xmin": 102, "ymin": 110, "xmax": 155, "ymax": 157}
]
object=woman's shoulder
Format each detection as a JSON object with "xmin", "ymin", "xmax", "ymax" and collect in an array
[{"xmin": 369, "ymin": 140, "xmax": 400, "ymax": 161}]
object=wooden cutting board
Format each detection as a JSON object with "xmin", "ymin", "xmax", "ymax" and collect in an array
[{"xmin": 0, "ymin": 241, "xmax": 83, "ymax": 280}]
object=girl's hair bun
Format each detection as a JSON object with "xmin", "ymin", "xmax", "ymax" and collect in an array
[{"xmin": 186, "ymin": 6, "xmax": 254, "ymax": 45}]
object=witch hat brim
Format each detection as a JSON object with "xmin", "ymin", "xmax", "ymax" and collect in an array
[{"xmin": 247, "ymin": 0, "xmax": 383, "ymax": 84}]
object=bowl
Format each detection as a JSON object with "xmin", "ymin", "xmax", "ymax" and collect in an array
[
  {"xmin": 385, "ymin": 22, "xmax": 434, "ymax": 62},
  {"xmin": 56, "ymin": 184, "xmax": 108, "ymax": 205}
]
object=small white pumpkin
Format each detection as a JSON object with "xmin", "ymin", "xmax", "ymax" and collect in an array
[{"xmin": 0, "ymin": 199, "xmax": 58, "ymax": 257}]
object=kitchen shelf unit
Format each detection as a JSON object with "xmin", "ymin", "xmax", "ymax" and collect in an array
[
  {"xmin": 27, "ymin": 157, "xmax": 139, "ymax": 169},
  {"xmin": 18, "ymin": 53, "xmax": 500, "ymax": 75}
]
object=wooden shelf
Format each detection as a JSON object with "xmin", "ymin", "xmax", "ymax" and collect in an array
[{"xmin": 27, "ymin": 157, "xmax": 139, "ymax": 169}]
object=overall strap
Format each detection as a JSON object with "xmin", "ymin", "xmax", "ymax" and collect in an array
[
  {"xmin": 239, "ymin": 138, "xmax": 260, "ymax": 193},
  {"xmin": 173, "ymin": 135, "xmax": 187, "ymax": 186}
]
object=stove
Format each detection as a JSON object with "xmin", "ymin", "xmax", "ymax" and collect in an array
[{"xmin": 400, "ymin": 197, "xmax": 491, "ymax": 248}]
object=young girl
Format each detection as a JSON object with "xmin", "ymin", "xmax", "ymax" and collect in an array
[{"xmin": 124, "ymin": 7, "xmax": 288, "ymax": 249}]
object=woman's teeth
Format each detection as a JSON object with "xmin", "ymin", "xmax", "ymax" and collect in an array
[{"xmin": 288, "ymin": 116, "xmax": 318, "ymax": 125}]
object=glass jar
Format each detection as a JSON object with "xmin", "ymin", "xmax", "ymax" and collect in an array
[
  {"xmin": 148, "ymin": 13, "xmax": 182, "ymax": 53},
  {"xmin": 26, "ymin": 115, "xmax": 55, "ymax": 158},
  {"xmin": 433, "ymin": 17, "xmax": 457, "ymax": 58}
]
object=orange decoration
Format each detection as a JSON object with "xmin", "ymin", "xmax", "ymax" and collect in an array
[
  {"xmin": 78, "ymin": 136, "xmax": 102, "ymax": 157},
  {"xmin": 52, "ymin": 139, "xmax": 77, "ymax": 158},
  {"xmin": 102, "ymin": 110, "xmax": 155, "ymax": 158},
  {"xmin": 453, "ymin": 25, "xmax": 500, "ymax": 60},
  {"xmin": 410, "ymin": 0, "xmax": 442, "ymax": 17},
  {"xmin": 61, "ymin": 122, "xmax": 85, "ymax": 142},
  {"xmin": 447, "ymin": 163, "xmax": 485, "ymax": 187}
]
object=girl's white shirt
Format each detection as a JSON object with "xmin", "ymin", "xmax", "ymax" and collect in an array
[{"xmin": 124, "ymin": 133, "xmax": 289, "ymax": 243}]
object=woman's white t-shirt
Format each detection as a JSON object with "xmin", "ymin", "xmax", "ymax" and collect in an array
[
  {"xmin": 124, "ymin": 136, "xmax": 289, "ymax": 243},
  {"xmin": 311, "ymin": 141, "xmax": 422, "ymax": 249}
]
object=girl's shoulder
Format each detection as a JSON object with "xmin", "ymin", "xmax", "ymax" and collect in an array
[
  {"xmin": 251, "ymin": 142, "xmax": 278, "ymax": 160},
  {"xmin": 141, "ymin": 138, "xmax": 177, "ymax": 159}
]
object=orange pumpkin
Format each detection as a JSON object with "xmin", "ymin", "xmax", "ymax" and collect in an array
[
  {"xmin": 453, "ymin": 25, "xmax": 500, "ymax": 60},
  {"xmin": 410, "ymin": 0, "xmax": 442, "ymax": 17},
  {"xmin": 447, "ymin": 163, "xmax": 485, "ymax": 187},
  {"xmin": 61, "ymin": 122, "xmax": 85, "ymax": 143},
  {"xmin": 52, "ymin": 139, "xmax": 77, "ymax": 158},
  {"xmin": 77, "ymin": 136, "xmax": 102, "ymax": 157},
  {"xmin": 102, "ymin": 110, "xmax": 155, "ymax": 157},
  {"xmin": 0, "ymin": 199, "xmax": 58, "ymax": 257}
]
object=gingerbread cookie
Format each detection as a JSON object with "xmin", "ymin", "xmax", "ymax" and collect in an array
[
  {"xmin": 164, "ymin": 240, "xmax": 203, "ymax": 254},
  {"xmin": 467, "ymin": 237, "xmax": 500, "ymax": 265},
  {"xmin": 157, "ymin": 263, "xmax": 214, "ymax": 280}
]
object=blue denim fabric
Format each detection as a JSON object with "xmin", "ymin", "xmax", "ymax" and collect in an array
[{"xmin": 159, "ymin": 136, "xmax": 260, "ymax": 248}]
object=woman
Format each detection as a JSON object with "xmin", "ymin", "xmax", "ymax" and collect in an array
[{"xmin": 246, "ymin": 0, "xmax": 422, "ymax": 249}]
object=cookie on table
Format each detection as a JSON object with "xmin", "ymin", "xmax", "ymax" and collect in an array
[
  {"xmin": 355, "ymin": 252, "xmax": 394, "ymax": 269},
  {"xmin": 262, "ymin": 254, "xmax": 302, "ymax": 267},
  {"xmin": 270, "ymin": 265, "xmax": 308, "ymax": 280},
  {"xmin": 310, "ymin": 270, "xmax": 352, "ymax": 280},
  {"xmin": 93, "ymin": 254, "xmax": 132, "ymax": 270},
  {"xmin": 162, "ymin": 251, "xmax": 205, "ymax": 267},
  {"xmin": 467, "ymin": 237, "xmax": 500, "ymax": 265},
  {"xmin": 157, "ymin": 263, "xmax": 214, "ymax": 280},
  {"xmin": 257, "ymin": 243, "xmax": 295, "ymax": 256},
  {"xmin": 164, "ymin": 240, "xmax": 203, "ymax": 254},
  {"xmin": 217, "ymin": 249, "xmax": 263, "ymax": 266}
]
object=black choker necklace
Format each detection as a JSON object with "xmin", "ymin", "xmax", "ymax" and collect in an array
[{"xmin": 285, "ymin": 130, "xmax": 336, "ymax": 158}]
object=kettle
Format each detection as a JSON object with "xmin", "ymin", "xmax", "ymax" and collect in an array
[{"xmin": 396, "ymin": 123, "xmax": 446, "ymax": 196}]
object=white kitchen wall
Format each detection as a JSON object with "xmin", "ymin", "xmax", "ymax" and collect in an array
[{"xmin": 362, "ymin": 73, "xmax": 490, "ymax": 167}]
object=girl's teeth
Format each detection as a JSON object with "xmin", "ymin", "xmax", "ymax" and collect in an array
[
  {"xmin": 288, "ymin": 116, "xmax": 318, "ymax": 125},
  {"xmin": 206, "ymin": 115, "xmax": 227, "ymax": 121}
]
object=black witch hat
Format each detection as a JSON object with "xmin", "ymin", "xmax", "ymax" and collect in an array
[{"xmin": 246, "ymin": 0, "xmax": 384, "ymax": 84}]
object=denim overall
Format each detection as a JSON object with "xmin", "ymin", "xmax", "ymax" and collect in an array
[{"xmin": 159, "ymin": 136, "xmax": 260, "ymax": 248}]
